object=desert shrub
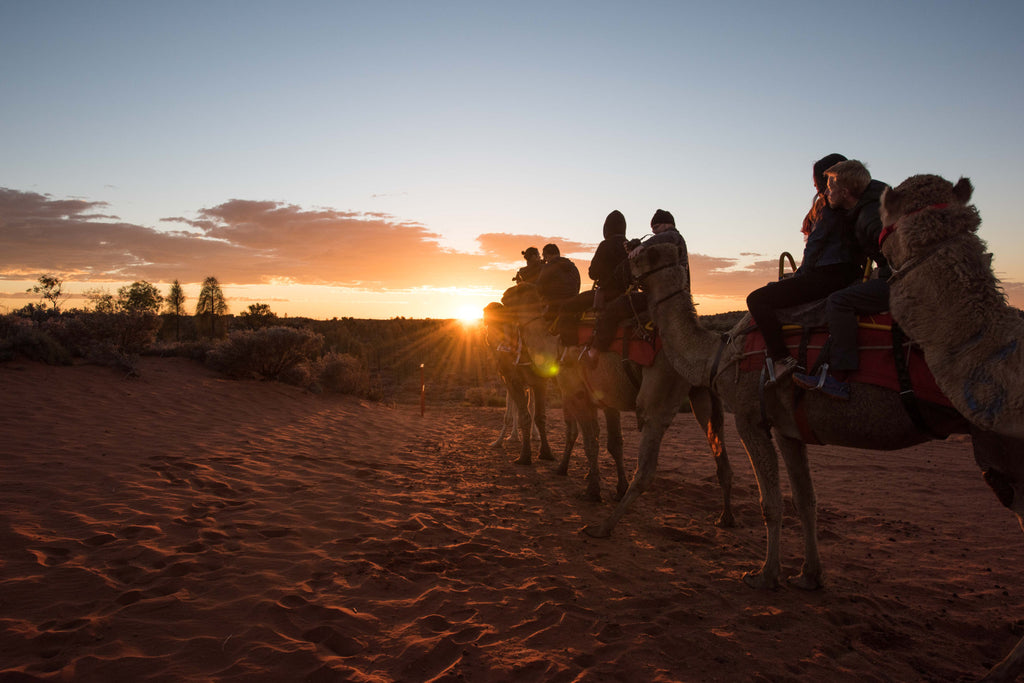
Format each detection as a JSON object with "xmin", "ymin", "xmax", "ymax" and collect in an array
[
  {"xmin": 0, "ymin": 316, "xmax": 71, "ymax": 364},
  {"xmin": 464, "ymin": 385, "xmax": 506, "ymax": 407},
  {"xmin": 278, "ymin": 362, "xmax": 313, "ymax": 388},
  {"xmin": 41, "ymin": 311, "xmax": 162, "ymax": 360},
  {"xmin": 315, "ymin": 352, "xmax": 373, "ymax": 396},
  {"xmin": 206, "ymin": 326, "xmax": 324, "ymax": 380}
]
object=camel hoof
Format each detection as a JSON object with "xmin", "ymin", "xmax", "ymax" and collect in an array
[
  {"xmin": 582, "ymin": 524, "xmax": 611, "ymax": 539},
  {"xmin": 538, "ymin": 450, "xmax": 555, "ymax": 462},
  {"xmin": 579, "ymin": 489, "xmax": 602, "ymax": 503},
  {"xmin": 554, "ymin": 466, "xmax": 568, "ymax": 477},
  {"xmin": 513, "ymin": 457, "xmax": 532, "ymax": 466},
  {"xmin": 715, "ymin": 512, "xmax": 737, "ymax": 528},
  {"xmin": 742, "ymin": 570, "xmax": 780, "ymax": 591},
  {"xmin": 787, "ymin": 573, "xmax": 823, "ymax": 591}
]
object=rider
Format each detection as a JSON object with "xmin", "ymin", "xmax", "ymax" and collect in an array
[
  {"xmin": 745, "ymin": 153, "xmax": 862, "ymax": 386},
  {"xmin": 586, "ymin": 209, "xmax": 682, "ymax": 362}
]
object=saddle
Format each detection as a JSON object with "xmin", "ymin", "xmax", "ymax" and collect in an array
[
  {"xmin": 738, "ymin": 311, "xmax": 950, "ymax": 406},
  {"xmin": 565, "ymin": 312, "xmax": 662, "ymax": 367}
]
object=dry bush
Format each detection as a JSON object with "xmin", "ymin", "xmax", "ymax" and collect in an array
[
  {"xmin": 464, "ymin": 385, "xmax": 506, "ymax": 407},
  {"xmin": 206, "ymin": 326, "xmax": 324, "ymax": 380},
  {"xmin": 315, "ymin": 352, "xmax": 376, "ymax": 397},
  {"xmin": 0, "ymin": 315, "xmax": 71, "ymax": 365}
]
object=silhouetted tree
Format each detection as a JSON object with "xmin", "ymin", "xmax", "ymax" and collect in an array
[
  {"xmin": 165, "ymin": 280, "xmax": 186, "ymax": 340},
  {"xmin": 118, "ymin": 281, "xmax": 163, "ymax": 314},
  {"xmin": 240, "ymin": 303, "xmax": 277, "ymax": 330},
  {"xmin": 28, "ymin": 274, "xmax": 65, "ymax": 312},
  {"xmin": 195, "ymin": 276, "xmax": 228, "ymax": 337}
]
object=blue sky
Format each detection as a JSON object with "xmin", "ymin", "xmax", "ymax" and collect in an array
[{"xmin": 2, "ymin": 1, "xmax": 1023, "ymax": 318}]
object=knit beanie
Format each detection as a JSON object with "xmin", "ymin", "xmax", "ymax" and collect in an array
[
  {"xmin": 603, "ymin": 210, "xmax": 626, "ymax": 238},
  {"xmin": 651, "ymin": 209, "xmax": 674, "ymax": 227},
  {"xmin": 813, "ymin": 153, "xmax": 847, "ymax": 193}
]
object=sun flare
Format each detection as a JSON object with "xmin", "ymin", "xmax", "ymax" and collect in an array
[{"xmin": 456, "ymin": 305, "xmax": 483, "ymax": 327}]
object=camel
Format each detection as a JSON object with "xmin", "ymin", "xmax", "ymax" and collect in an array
[
  {"xmin": 630, "ymin": 239, "xmax": 1024, "ymax": 682},
  {"xmin": 501, "ymin": 282, "xmax": 735, "ymax": 531},
  {"xmin": 880, "ymin": 174, "xmax": 1024, "ymax": 440},
  {"xmin": 482, "ymin": 300, "xmax": 555, "ymax": 464}
]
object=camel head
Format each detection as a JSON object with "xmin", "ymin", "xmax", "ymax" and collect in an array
[
  {"xmin": 628, "ymin": 241, "xmax": 688, "ymax": 285},
  {"xmin": 880, "ymin": 174, "xmax": 980, "ymax": 269}
]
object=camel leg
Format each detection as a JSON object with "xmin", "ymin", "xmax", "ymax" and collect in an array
[
  {"xmin": 689, "ymin": 385, "xmax": 735, "ymax": 527},
  {"xmin": 490, "ymin": 389, "xmax": 516, "ymax": 448},
  {"xmin": 579, "ymin": 407, "xmax": 603, "ymax": 501},
  {"xmin": 982, "ymin": 634, "xmax": 1024, "ymax": 682},
  {"xmin": 736, "ymin": 412, "xmax": 784, "ymax": 589},
  {"xmin": 776, "ymin": 432, "xmax": 821, "ymax": 590},
  {"xmin": 533, "ymin": 379, "xmax": 555, "ymax": 462},
  {"xmin": 557, "ymin": 414, "xmax": 578, "ymax": 476},
  {"xmin": 604, "ymin": 408, "xmax": 627, "ymax": 500},
  {"xmin": 583, "ymin": 365, "xmax": 680, "ymax": 537},
  {"xmin": 527, "ymin": 387, "xmax": 540, "ymax": 441},
  {"xmin": 509, "ymin": 380, "xmax": 534, "ymax": 466}
]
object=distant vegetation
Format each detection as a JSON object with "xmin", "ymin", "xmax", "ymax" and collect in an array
[{"xmin": 2, "ymin": 274, "xmax": 750, "ymax": 404}]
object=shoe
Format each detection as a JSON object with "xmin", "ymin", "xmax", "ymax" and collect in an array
[
  {"xmin": 794, "ymin": 369, "xmax": 850, "ymax": 400},
  {"xmin": 765, "ymin": 356, "xmax": 798, "ymax": 385}
]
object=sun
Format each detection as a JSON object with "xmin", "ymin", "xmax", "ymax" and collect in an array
[{"xmin": 456, "ymin": 305, "xmax": 483, "ymax": 327}]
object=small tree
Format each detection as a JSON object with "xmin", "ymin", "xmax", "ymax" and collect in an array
[
  {"xmin": 28, "ymin": 274, "xmax": 65, "ymax": 312},
  {"xmin": 240, "ymin": 303, "xmax": 277, "ymax": 330},
  {"xmin": 195, "ymin": 276, "xmax": 228, "ymax": 337},
  {"xmin": 84, "ymin": 288, "xmax": 117, "ymax": 314},
  {"xmin": 118, "ymin": 281, "xmax": 164, "ymax": 314},
  {"xmin": 165, "ymin": 280, "xmax": 186, "ymax": 341}
]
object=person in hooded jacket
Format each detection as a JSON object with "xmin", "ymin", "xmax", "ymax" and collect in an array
[
  {"xmin": 514, "ymin": 246, "xmax": 544, "ymax": 284},
  {"xmin": 745, "ymin": 153, "xmax": 863, "ymax": 385},
  {"xmin": 586, "ymin": 209, "xmax": 682, "ymax": 361},
  {"xmin": 793, "ymin": 159, "xmax": 890, "ymax": 399}
]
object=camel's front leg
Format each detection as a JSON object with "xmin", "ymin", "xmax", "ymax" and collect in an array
[
  {"xmin": 509, "ymin": 381, "xmax": 534, "ymax": 466},
  {"xmin": 556, "ymin": 414, "xmax": 578, "ymax": 476},
  {"xmin": 491, "ymin": 388, "xmax": 515, "ymax": 448},
  {"xmin": 533, "ymin": 380, "xmax": 555, "ymax": 461},
  {"xmin": 689, "ymin": 385, "xmax": 735, "ymax": 527},
  {"xmin": 603, "ymin": 408, "xmax": 627, "ymax": 500},
  {"xmin": 776, "ymin": 432, "xmax": 821, "ymax": 590},
  {"xmin": 983, "ymin": 633, "xmax": 1024, "ymax": 682},
  {"xmin": 579, "ymin": 416, "xmax": 603, "ymax": 501},
  {"xmin": 736, "ymin": 414, "xmax": 783, "ymax": 589}
]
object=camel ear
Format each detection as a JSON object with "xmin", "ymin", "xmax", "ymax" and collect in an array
[
  {"xmin": 953, "ymin": 177, "xmax": 973, "ymax": 203},
  {"xmin": 881, "ymin": 187, "xmax": 902, "ymax": 218}
]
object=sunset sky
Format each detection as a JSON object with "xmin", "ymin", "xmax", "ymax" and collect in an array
[{"xmin": 3, "ymin": 2, "xmax": 1023, "ymax": 320}]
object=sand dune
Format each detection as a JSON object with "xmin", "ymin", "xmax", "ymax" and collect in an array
[{"xmin": 1, "ymin": 357, "xmax": 1022, "ymax": 681}]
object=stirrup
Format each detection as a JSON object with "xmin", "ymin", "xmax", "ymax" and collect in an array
[{"xmin": 810, "ymin": 363, "xmax": 830, "ymax": 389}]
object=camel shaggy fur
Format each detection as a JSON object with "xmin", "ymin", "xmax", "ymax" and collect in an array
[
  {"xmin": 632, "ymin": 240, "xmax": 1024, "ymax": 681},
  {"xmin": 880, "ymin": 174, "xmax": 1024, "ymax": 440}
]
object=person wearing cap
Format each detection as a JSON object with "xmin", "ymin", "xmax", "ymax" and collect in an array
[
  {"xmin": 514, "ymin": 246, "xmax": 543, "ymax": 284},
  {"xmin": 586, "ymin": 209, "xmax": 683, "ymax": 360},
  {"xmin": 745, "ymin": 153, "xmax": 863, "ymax": 387}
]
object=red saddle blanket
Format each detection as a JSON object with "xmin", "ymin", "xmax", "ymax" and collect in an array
[
  {"xmin": 573, "ymin": 322, "xmax": 662, "ymax": 367},
  {"xmin": 739, "ymin": 313, "xmax": 952, "ymax": 407}
]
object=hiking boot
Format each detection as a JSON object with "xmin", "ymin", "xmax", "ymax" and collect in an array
[
  {"xmin": 765, "ymin": 356, "xmax": 798, "ymax": 386},
  {"xmin": 793, "ymin": 370, "xmax": 850, "ymax": 400}
]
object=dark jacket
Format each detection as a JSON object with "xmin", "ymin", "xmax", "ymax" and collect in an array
[
  {"xmin": 514, "ymin": 260, "xmax": 544, "ymax": 284},
  {"xmin": 536, "ymin": 257, "xmax": 581, "ymax": 303},
  {"xmin": 797, "ymin": 196, "xmax": 859, "ymax": 273},
  {"xmin": 847, "ymin": 179, "xmax": 890, "ymax": 278},
  {"xmin": 588, "ymin": 237, "xmax": 628, "ymax": 300}
]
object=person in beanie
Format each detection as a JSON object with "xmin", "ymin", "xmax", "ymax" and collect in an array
[{"xmin": 586, "ymin": 209, "xmax": 684, "ymax": 361}]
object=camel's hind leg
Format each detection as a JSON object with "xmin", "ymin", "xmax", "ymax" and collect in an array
[
  {"xmin": 776, "ymin": 431, "xmax": 821, "ymax": 590},
  {"xmin": 689, "ymin": 385, "xmax": 735, "ymax": 527},
  {"xmin": 509, "ymin": 380, "xmax": 534, "ymax": 466},
  {"xmin": 736, "ymin": 411, "xmax": 784, "ymax": 589},
  {"xmin": 532, "ymin": 379, "xmax": 555, "ymax": 462}
]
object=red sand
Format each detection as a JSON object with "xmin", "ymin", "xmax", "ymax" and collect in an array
[{"xmin": 1, "ymin": 357, "xmax": 1022, "ymax": 682}]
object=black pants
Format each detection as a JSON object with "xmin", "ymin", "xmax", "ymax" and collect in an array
[
  {"xmin": 592, "ymin": 292, "xmax": 646, "ymax": 351},
  {"xmin": 826, "ymin": 277, "xmax": 890, "ymax": 371},
  {"xmin": 746, "ymin": 263, "xmax": 861, "ymax": 361}
]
